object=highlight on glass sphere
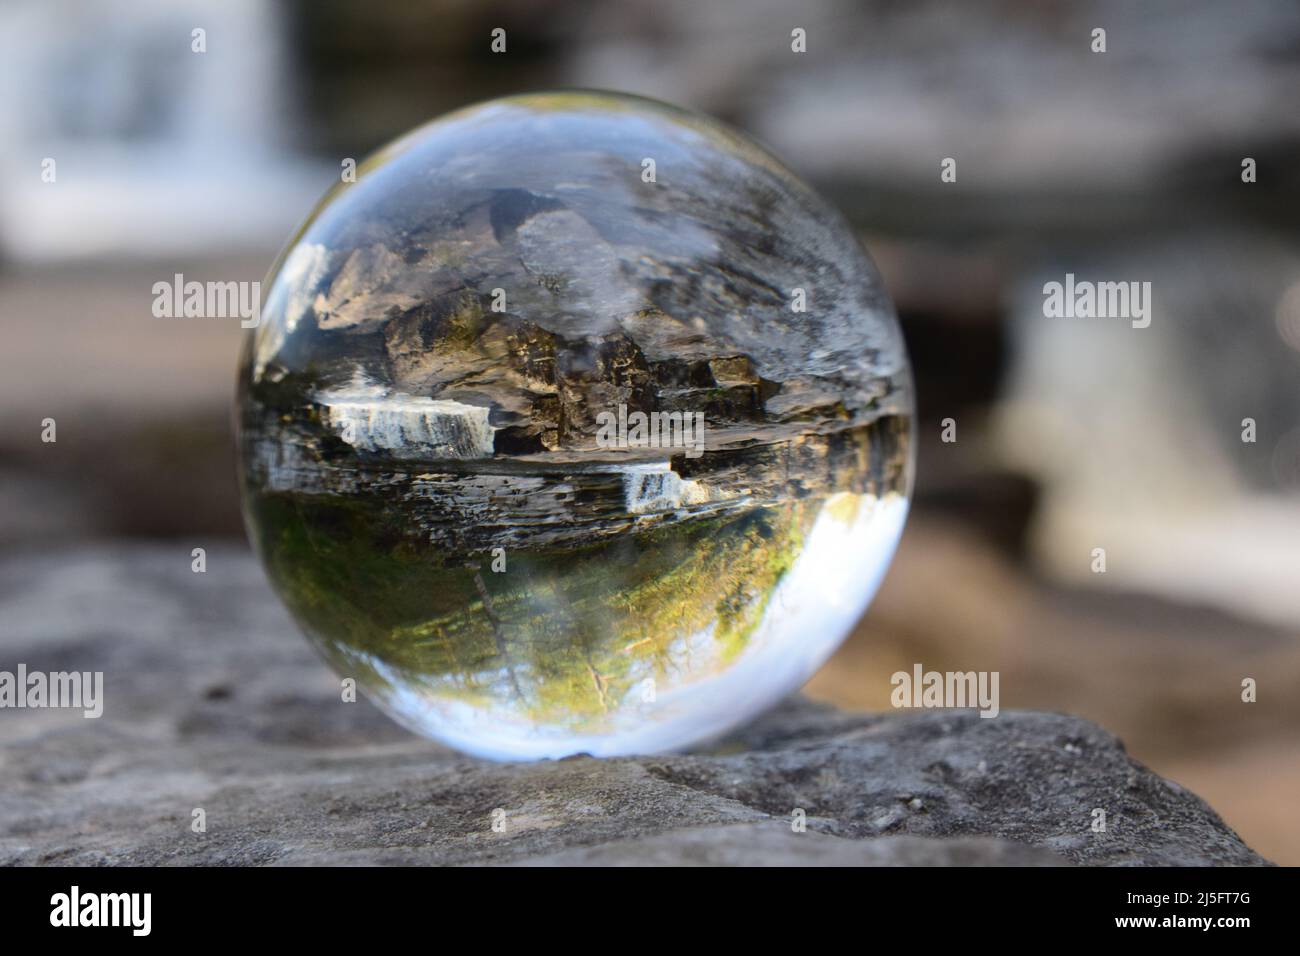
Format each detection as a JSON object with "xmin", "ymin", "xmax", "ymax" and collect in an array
[{"xmin": 236, "ymin": 91, "xmax": 913, "ymax": 759}]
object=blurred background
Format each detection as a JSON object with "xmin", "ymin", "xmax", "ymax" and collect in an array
[{"xmin": 1, "ymin": 0, "xmax": 1298, "ymax": 862}]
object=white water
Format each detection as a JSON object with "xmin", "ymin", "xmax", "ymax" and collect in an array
[{"xmin": 318, "ymin": 383, "xmax": 495, "ymax": 460}]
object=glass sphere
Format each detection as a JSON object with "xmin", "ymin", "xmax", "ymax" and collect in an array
[{"xmin": 237, "ymin": 91, "xmax": 913, "ymax": 759}]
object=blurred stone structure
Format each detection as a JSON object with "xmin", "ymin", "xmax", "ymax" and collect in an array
[{"xmin": 1, "ymin": 0, "xmax": 1298, "ymax": 861}]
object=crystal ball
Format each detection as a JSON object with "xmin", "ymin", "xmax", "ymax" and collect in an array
[{"xmin": 237, "ymin": 91, "xmax": 913, "ymax": 759}]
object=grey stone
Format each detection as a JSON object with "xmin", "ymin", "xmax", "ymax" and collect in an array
[
  {"xmin": 0, "ymin": 545, "xmax": 1267, "ymax": 866},
  {"xmin": 509, "ymin": 828, "xmax": 1063, "ymax": 867}
]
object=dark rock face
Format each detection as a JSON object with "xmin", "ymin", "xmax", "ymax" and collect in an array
[
  {"xmin": 242, "ymin": 92, "xmax": 910, "ymax": 451},
  {"xmin": 0, "ymin": 546, "xmax": 1266, "ymax": 866}
]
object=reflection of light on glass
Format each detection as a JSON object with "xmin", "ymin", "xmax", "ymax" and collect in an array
[
  {"xmin": 1275, "ymin": 280, "xmax": 1300, "ymax": 352},
  {"xmin": 1272, "ymin": 427, "xmax": 1300, "ymax": 491}
]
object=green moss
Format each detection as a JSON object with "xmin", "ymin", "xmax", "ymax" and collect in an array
[
  {"xmin": 249, "ymin": 488, "xmax": 821, "ymax": 728},
  {"xmin": 442, "ymin": 294, "xmax": 486, "ymax": 349}
]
